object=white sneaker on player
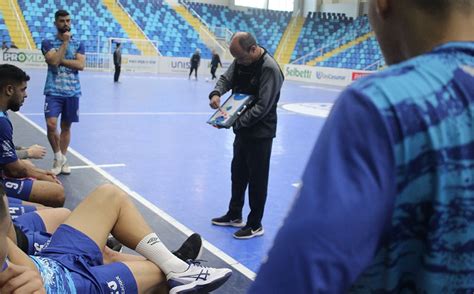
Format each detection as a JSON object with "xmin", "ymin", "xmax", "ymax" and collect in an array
[
  {"xmin": 51, "ymin": 158, "xmax": 65, "ymax": 175},
  {"xmin": 61, "ymin": 158, "xmax": 71, "ymax": 175},
  {"xmin": 167, "ymin": 261, "xmax": 232, "ymax": 294}
]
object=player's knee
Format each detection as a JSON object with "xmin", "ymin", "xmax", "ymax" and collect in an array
[
  {"xmin": 50, "ymin": 184, "xmax": 65, "ymax": 207},
  {"xmin": 60, "ymin": 123, "xmax": 71, "ymax": 132},
  {"xmin": 95, "ymin": 184, "xmax": 128, "ymax": 204},
  {"xmin": 46, "ymin": 120, "xmax": 57, "ymax": 131}
]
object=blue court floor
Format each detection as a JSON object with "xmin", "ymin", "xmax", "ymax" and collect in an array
[{"xmin": 19, "ymin": 69, "xmax": 341, "ymax": 275}]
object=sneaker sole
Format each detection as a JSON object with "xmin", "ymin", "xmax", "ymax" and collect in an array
[
  {"xmin": 60, "ymin": 170, "xmax": 71, "ymax": 175},
  {"xmin": 233, "ymin": 228, "xmax": 265, "ymax": 240},
  {"xmin": 211, "ymin": 221, "xmax": 245, "ymax": 228},
  {"xmin": 169, "ymin": 271, "xmax": 232, "ymax": 294}
]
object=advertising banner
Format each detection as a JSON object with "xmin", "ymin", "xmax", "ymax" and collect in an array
[{"xmin": 1, "ymin": 49, "xmax": 46, "ymax": 68}]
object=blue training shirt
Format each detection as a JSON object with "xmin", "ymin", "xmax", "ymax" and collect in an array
[
  {"xmin": 30, "ymin": 256, "xmax": 77, "ymax": 294},
  {"xmin": 249, "ymin": 42, "xmax": 474, "ymax": 293},
  {"xmin": 41, "ymin": 36, "xmax": 84, "ymax": 97},
  {"xmin": 0, "ymin": 111, "xmax": 18, "ymax": 166}
]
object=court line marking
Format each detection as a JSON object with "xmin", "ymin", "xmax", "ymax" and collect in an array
[
  {"xmin": 69, "ymin": 163, "xmax": 126, "ymax": 170},
  {"xmin": 22, "ymin": 111, "xmax": 297, "ymax": 116},
  {"xmin": 300, "ymin": 85, "xmax": 343, "ymax": 92},
  {"xmin": 16, "ymin": 111, "xmax": 257, "ymax": 280}
]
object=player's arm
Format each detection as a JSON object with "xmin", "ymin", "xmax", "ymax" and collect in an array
[
  {"xmin": 209, "ymin": 61, "xmax": 235, "ymax": 109},
  {"xmin": 60, "ymin": 52, "xmax": 85, "ymax": 71},
  {"xmin": 249, "ymin": 89, "xmax": 397, "ymax": 293},
  {"xmin": 3, "ymin": 160, "xmax": 58, "ymax": 183},
  {"xmin": 0, "ymin": 239, "xmax": 45, "ymax": 293},
  {"xmin": 42, "ymin": 38, "xmax": 69, "ymax": 67},
  {"xmin": 235, "ymin": 65, "xmax": 283, "ymax": 128}
]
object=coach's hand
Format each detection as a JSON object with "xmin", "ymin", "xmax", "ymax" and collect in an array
[
  {"xmin": 209, "ymin": 95, "xmax": 221, "ymax": 109},
  {"xmin": 0, "ymin": 262, "xmax": 46, "ymax": 294}
]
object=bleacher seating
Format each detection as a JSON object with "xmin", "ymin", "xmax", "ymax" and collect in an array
[
  {"xmin": 291, "ymin": 12, "xmax": 351, "ymax": 62},
  {"xmin": 9, "ymin": 0, "xmax": 384, "ymax": 69},
  {"xmin": 120, "ymin": 0, "xmax": 212, "ymax": 58},
  {"xmin": 317, "ymin": 16, "xmax": 384, "ymax": 69},
  {"xmin": 18, "ymin": 0, "xmax": 140, "ymax": 55},
  {"xmin": 184, "ymin": 1, "xmax": 291, "ymax": 56},
  {"xmin": 0, "ymin": 10, "xmax": 12, "ymax": 46},
  {"xmin": 319, "ymin": 35, "xmax": 384, "ymax": 70}
]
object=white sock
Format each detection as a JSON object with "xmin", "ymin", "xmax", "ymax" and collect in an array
[
  {"xmin": 54, "ymin": 152, "xmax": 62, "ymax": 160},
  {"xmin": 135, "ymin": 233, "xmax": 188, "ymax": 275}
]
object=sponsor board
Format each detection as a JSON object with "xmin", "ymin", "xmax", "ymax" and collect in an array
[
  {"xmin": 284, "ymin": 64, "xmax": 314, "ymax": 81},
  {"xmin": 1, "ymin": 49, "xmax": 46, "ymax": 68},
  {"xmin": 284, "ymin": 64, "xmax": 375, "ymax": 87},
  {"xmin": 351, "ymin": 71, "xmax": 372, "ymax": 80},
  {"xmin": 121, "ymin": 55, "xmax": 158, "ymax": 73}
]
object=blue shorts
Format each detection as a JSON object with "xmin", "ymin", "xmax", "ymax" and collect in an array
[
  {"xmin": 40, "ymin": 224, "xmax": 138, "ymax": 293},
  {"xmin": 8, "ymin": 197, "xmax": 37, "ymax": 219},
  {"xmin": 1, "ymin": 177, "xmax": 34, "ymax": 201},
  {"xmin": 44, "ymin": 95, "xmax": 79, "ymax": 123},
  {"xmin": 13, "ymin": 212, "xmax": 51, "ymax": 255}
]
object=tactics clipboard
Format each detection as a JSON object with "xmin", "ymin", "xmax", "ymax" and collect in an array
[{"xmin": 207, "ymin": 93, "xmax": 255, "ymax": 128}]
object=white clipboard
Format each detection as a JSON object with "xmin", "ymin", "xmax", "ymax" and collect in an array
[{"xmin": 207, "ymin": 93, "xmax": 255, "ymax": 128}]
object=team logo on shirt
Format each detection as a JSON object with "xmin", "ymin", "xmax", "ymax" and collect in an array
[
  {"xmin": 107, "ymin": 276, "xmax": 126, "ymax": 294},
  {"xmin": 2, "ymin": 140, "xmax": 15, "ymax": 158}
]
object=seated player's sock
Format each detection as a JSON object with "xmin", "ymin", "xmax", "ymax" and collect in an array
[{"xmin": 135, "ymin": 233, "xmax": 188, "ymax": 275}]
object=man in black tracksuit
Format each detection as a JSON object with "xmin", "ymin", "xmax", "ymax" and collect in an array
[
  {"xmin": 210, "ymin": 50, "xmax": 222, "ymax": 80},
  {"xmin": 113, "ymin": 42, "xmax": 122, "ymax": 82},
  {"xmin": 189, "ymin": 49, "xmax": 201, "ymax": 80},
  {"xmin": 209, "ymin": 32, "xmax": 284, "ymax": 239}
]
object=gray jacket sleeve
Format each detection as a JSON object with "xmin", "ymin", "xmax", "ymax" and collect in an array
[
  {"xmin": 236, "ymin": 63, "xmax": 284, "ymax": 128},
  {"xmin": 210, "ymin": 61, "xmax": 236, "ymax": 97}
]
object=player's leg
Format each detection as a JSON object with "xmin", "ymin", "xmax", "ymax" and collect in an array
[
  {"xmin": 2, "ymin": 178, "xmax": 64, "ymax": 208},
  {"xmin": 29, "ymin": 179, "xmax": 65, "ymax": 207},
  {"xmin": 34, "ymin": 207, "xmax": 70, "ymax": 233},
  {"xmin": 59, "ymin": 120, "xmax": 71, "ymax": 158},
  {"xmin": 59, "ymin": 96, "xmax": 79, "ymax": 175},
  {"xmin": 88, "ymin": 260, "xmax": 167, "ymax": 294},
  {"xmin": 60, "ymin": 184, "xmax": 231, "ymax": 292},
  {"xmin": 44, "ymin": 96, "xmax": 62, "ymax": 154}
]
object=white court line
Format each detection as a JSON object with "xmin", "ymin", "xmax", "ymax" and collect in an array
[
  {"xmin": 69, "ymin": 163, "xmax": 126, "ymax": 170},
  {"xmin": 16, "ymin": 112, "xmax": 257, "ymax": 280},
  {"xmin": 300, "ymin": 85, "xmax": 342, "ymax": 92},
  {"xmin": 22, "ymin": 112, "xmax": 213, "ymax": 116},
  {"xmin": 22, "ymin": 111, "xmax": 296, "ymax": 116}
]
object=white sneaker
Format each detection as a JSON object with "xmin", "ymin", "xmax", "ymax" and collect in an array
[
  {"xmin": 61, "ymin": 159, "xmax": 71, "ymax": 175},
  {"xmin": 167, "ymin": 261, "xmax": 232, "ymax": 294},
  {"xmin": 51, "ymin": 158, "xmax": 64, "ymax": 175}
]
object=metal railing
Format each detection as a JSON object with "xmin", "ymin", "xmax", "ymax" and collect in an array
[
  {"xmin": 275, "ymin": 9, "xmax": 300, "ymax": 63},
  {"xmin": 115, "ymin": 0, "xmax": 161, "ymax": 55},
  {"xmin": 363, "ymin": 59, "xmax": 385, "ymax": 71},
  {"xmin": 181, "ymin": 0, "xmax": 229, "ymax": 56},
  {"xmin": 291, "ymin": 35, "xmax": 347, "ymax": 65},
  {"xmin": 8, "ymin": 0, "xmax": 32, "ymax": 49}
]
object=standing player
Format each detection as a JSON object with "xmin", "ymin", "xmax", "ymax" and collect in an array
[
  {"xmin": 250, "ymin": 0, "xmax": 474, "ymax": 292},
  {"xmin": 42, "ymin": 9, "xmax": 85, "ymax": 176}
]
